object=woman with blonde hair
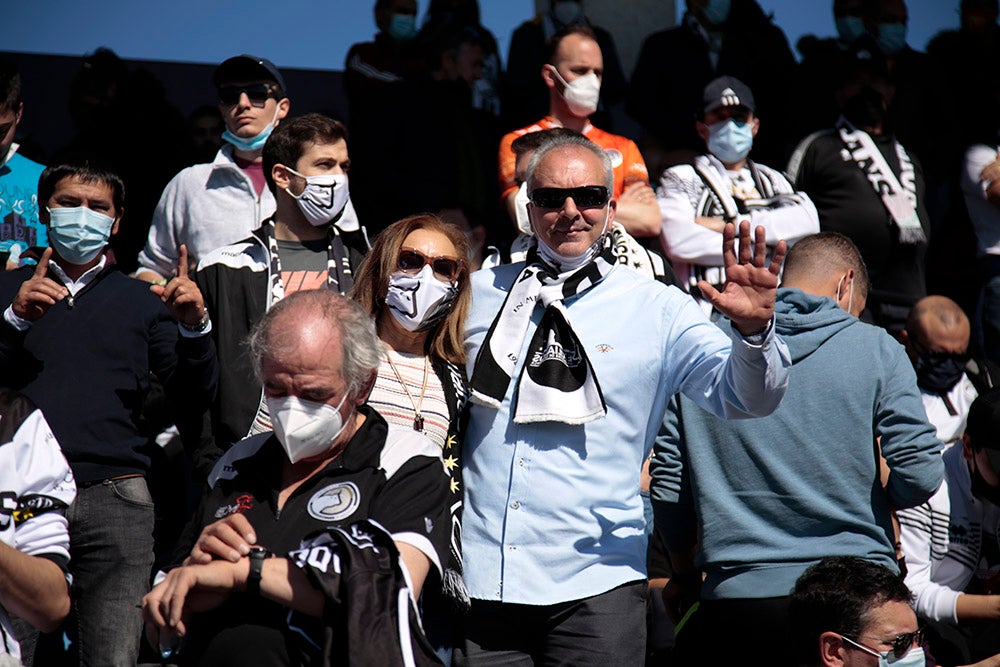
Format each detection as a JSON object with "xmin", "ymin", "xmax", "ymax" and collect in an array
[{"xmin": 351, "ymin": 214, "xmax": 472, "ymax": 658}]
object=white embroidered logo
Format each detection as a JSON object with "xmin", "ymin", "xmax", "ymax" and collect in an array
[{"xmin": 307, "ymin": 482, "xmax": 361, "ymax": 522}]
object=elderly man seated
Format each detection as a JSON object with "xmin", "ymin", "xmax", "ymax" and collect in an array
[{"xmin": 142, "ymin": 290, "xmax": 450, "ymax": 666}]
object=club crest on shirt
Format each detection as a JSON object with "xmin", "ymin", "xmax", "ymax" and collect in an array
[{"xmin": 308, "ymin": 482, "xmax": 361, "ymax": 521}]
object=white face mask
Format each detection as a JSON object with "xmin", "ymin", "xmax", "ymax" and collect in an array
[
  {"xmin": 514, "ymin": 182, "xmax": 532, "ymax": 234},
  {"xmin": 548, "ymin": 65, "xmax": 600, "ymax": 117},
  {"xmin": 284, "ymin": 168, "xmax": 350, "ymax": 226},
  {"xmin": 533, "ymin": 207, "xmax": 610, "ymax": 272},
  {"xmin": 836, "ymin": 273, "xmax": 855, "ymax": 315},
  {"xmin": 266, "ymin": 393, "xmax": 351, "ymax": 464},
  {"xmin": 385, "ymin": 264, "xmax": 459, "ymax": 332}
]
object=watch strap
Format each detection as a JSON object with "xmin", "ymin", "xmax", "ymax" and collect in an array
[{"xmin": 247, "ymin": 547, "xmax": 270, "ymax": 596}]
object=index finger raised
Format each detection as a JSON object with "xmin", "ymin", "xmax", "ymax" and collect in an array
[
  {"xmin": 176, "ymin": 245, "xmax": 189, "ymax": 279},
  {"xmin": 33, "ymin": 247, "xmax": 53, "ymax": 278}
]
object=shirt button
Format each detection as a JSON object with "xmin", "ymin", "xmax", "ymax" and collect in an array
[
  {"xmin": 511, "ymin": 501, "xmax": 520, "ymax": 509},
  {"xmin": 518, "ymin": 458, "xmax": 525, "ymax": 466},
  {"xmin": 508, "ymin": 545, "xmax": 517, "ymax": 551}
]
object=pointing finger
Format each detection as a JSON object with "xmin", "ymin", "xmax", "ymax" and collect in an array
[
  {"xmin": 177, "ymin": 245, "xmax": 189, "ymax": 279},
  {"xmin": 33, "ymin": 248, "xmax": 53, "ymax": 278}
]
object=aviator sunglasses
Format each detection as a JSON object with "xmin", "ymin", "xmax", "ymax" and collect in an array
[
  {"xmin": 218, "ymin": 84, "xmax": 277, "ymax": 108},
  {"xmin": 529, "ymin": 186, "xmax": 610, "ymax": 209},
  {"xmin": 840, "ymin": 630, "xmax": 923, "ymax": 663},
  {"xmin": 398, "ymin": 248, "xmax": 464, "ymax": 282}
]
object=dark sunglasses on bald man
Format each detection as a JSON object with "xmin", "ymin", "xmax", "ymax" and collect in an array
[
  {"xmin": 398, "ymin": 248, "xmax": 464, "ymax": 282},
  {"xmin": 218, "ymin": 84, "xmax": 277, "ymax": 108},
  {"xmin": 529, "ymin": 186, "xmax": 610, "ymax": 210}
]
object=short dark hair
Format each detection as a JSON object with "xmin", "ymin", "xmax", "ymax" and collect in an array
[
  {"xmin": 0, "ymin": 59, "xmax": 22, "ymax": 113},
  {"xmin": 789, "ymin": 557, "xmax": 912, "ymax": 666},
  {"xmin": 544, "ymin": 25, "xmax": 599, "ymax": 65},
  {"xmin": 37, "ymin": 160, "xmax": 125, "ymax": 214},
  {"xmin": 262, "ymin": 114, "xmax": 348, "ymax": 196},
  {"xmin": 781, "ymin": 231, "xmax": 871, "ymax": 300}
]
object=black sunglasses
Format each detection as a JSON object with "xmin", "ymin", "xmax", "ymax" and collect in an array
[
  {"xmin": 842, "ymin": 630, "xmax": 923, "ymax": 662},
  {"xmin": 529, "ymin": 186, "xmax": 610, "ymax": 210},
  {"xmin": 218, "ymin": 84, "xmax": 276, "ymax": 108},
  {"xmin": 398, "ymin": 248, "xmax": 463, "ymax": 282}
]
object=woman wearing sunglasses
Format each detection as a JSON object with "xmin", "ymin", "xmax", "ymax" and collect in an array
[{"xmin": 351, "ymin": 214, "xmax": 472, "ymax": 659}]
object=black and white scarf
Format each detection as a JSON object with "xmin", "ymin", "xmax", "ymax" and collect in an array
[
  {"xmin": 835, "ymin": 117, "xmax": 925, "ymax": 244},
  {"xmin": 469, "ymin": 241, "xmax": 615, "ymax": 425},
  {"xmin": 248, "ymin": 218, "xmax": 356, "ymax": 436}
]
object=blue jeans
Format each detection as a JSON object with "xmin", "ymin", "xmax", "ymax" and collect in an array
[{"xmin": 40, "ymin": 477, "xmax": 155, "ymax": 666}]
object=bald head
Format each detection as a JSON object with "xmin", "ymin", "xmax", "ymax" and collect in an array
[
  {"xmin": 780, "ymin": 233, "xmax": 869, "ymax": 316},
  {"xmin": 904, "ymin": 295, "xmax": 970, "ymax": 355},
  {"xmin": 250, "ymin": 290, "xmax": 383, "ymax": 397}
]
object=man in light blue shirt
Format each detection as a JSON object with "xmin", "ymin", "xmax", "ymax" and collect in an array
[{"xmin": 458, "ymin": 133, "xmax": 792, "ymax": 665}]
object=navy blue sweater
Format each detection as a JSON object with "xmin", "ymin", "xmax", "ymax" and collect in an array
[{"xmin": 0, "ymin": 264, "xmax": 218, "ymax": 483}]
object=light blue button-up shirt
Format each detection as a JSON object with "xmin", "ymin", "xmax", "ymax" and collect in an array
[{"xmin": 462, "ymin": 263, "xmax": 790, "ymax": 605}]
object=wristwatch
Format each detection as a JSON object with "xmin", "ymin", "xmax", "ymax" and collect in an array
[{"xmin": 246, "ymin": 546, "xmax": 271, "ymax": 596}]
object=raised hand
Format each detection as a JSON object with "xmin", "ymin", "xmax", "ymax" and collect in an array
[
  {"xmin": 12, "ymin": 248, "xmax": 69, "ymax": 321},
  {"xmin": 150, "ymin": 244, "xmax": 207, "ymax": 327},
  {"xmin": 697, "ymin": 220, "xmax": 786, "ymax": 336}
]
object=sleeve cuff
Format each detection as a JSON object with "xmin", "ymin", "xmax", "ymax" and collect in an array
[
  {"xmin": 734, "ymin": 318, "xmax": 773, "ymax": 347},
  {"xmin": 3, "ymin": 305, "xmax": 31, "ymax": 332}
]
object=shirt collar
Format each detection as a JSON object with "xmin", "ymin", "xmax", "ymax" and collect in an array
[{"xmin": 47, "ymin": 255, "xmax": 108, "ymax": 292}]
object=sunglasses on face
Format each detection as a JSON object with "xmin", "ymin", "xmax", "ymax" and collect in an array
[
  {"xmin": 841, "ymin": 630, "xmax": 923, "ymax": 663},
  {"xmin": 529, "ymin": 186, "xmax": 610, "ymax": 210},
  {"xmin": 218, "ymin": 84, "xmax": 276, "ymax": 108},
  {"xmin": 398, "ymin": 248, "xmax": 463, "ymax": 282}
]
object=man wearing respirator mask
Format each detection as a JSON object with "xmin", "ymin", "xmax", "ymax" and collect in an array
[
  {"xmin": 187, "ymin": 114, "xmax": 370, "ymax": 481},
  {"xmin": 498, "ymin": 26, "xmax": 661, "ymax": 241}
]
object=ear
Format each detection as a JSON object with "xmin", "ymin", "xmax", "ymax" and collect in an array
[
  {"xmin": 111, "ymin": 209, "xmax": 123, "ymax": 237},
  {"xmin": 606, "ymin": 198, "xmax": 617, "ymax": 228},
  {"xmin": 272, "ymin": 163, "xmax": 294, "ymax": 191},
  {"xmin": 357, "ymin": 370, "xmax": 377, "ymax": 404},
  {"xmin": 541, "ymin": 64, "xmax": 559, "ymax": 91},
  {"xmin": 15, "ymin": 102, "xmax": 23, "ymax": 124},
  {"xmin": 696, "ymin": 121, "xmax": 711, "ymax": 143},
  {"xmin": 750, "ymin": 116, "xmax": 761, "ymax": 138},
  {"xmin": 962, "ymin": 433, "xmax": 975, "ymax": 462},
  {"xmin": 819, "ymin": 631, "xmax": 846, "ymax": 666},
  {"xmin": 275, "ymin": 97, "xmax": 291, "ymax": 121}
]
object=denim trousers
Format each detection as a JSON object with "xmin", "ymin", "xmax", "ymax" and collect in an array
[{"xmin": 38, "ymin": 476, "xmax": 155, "ymax": 666}]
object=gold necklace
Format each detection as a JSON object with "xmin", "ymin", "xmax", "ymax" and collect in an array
[{"xmin": 384, "ymin": 351, "xmax": 430, "ymax": 432}]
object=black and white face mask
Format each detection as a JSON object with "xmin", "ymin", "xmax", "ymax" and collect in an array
[{"xmin": 385, "ymin": 264, "xmax": 459, "ymax": 332}]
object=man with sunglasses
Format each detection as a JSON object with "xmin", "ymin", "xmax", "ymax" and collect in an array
[
  {"xmin": 136, "ymin": 54, "xmax": 294, "ymax": 284},
  {"xmin": 658, "ymin": 75, "xmax": 819, "ymax": 315},
  {"xmin": 459, "ymin": 134, "xmax": 792, "ymax": 665},
  {"xmin": 187, "ymin": 113, "xmax": 368, "ymax": 481},
  {"xmin": 790, "ymin": 556, "xmax": 927, "ymax": 667},
  {"xmin": 899, "ymin": 389, "xmax": 1000, "ymax": 664}
]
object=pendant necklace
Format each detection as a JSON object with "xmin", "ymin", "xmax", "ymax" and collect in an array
[{"xmin": 385, "ymin": 351, "xmax": 429, "ymax": 432}]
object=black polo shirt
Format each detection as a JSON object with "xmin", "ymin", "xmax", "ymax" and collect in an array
[{"xmin": 173, "ymin": 406, "xmax": 450, "ymax": 665}]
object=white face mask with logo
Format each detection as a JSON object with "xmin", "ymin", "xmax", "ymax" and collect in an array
[
  {"xmin": 284, "ymin": 168, "xmax": 350, "ymax": 226},
  {"xmin": 547, "ymin": 65, "xmax": 601, "ymax": 117},
  {"xmin": 267, "ymin": 393, "xmax": 351, "ymax": 464},
  {"xmin": 385, "ymin": 264, "xmax": 459, "ymax": 332}
]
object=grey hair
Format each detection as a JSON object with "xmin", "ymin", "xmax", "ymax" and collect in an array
[
  {"xmin": 248, "ymin": 290, "xmax": 384, "ymax": 398},
  {"xmin": 526, "ymin": 133, "xmax": 614, "ymax": 193}
]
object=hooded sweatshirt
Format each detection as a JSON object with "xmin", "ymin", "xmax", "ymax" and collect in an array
[{"xmin": 651, "ymin": 288, "xmax": 944, "ymax": 599}]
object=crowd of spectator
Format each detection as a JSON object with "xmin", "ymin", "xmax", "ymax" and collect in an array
[{"xmin": 0, "ymin": 0, "xmax": 999, "ymax": 665}]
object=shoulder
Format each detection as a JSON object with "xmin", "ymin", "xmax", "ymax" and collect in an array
[
  {"xmin": 6, "ymin": 153, "xmax": 45, "ymax": 177},
  {"xmin": 0, "ymin": 388, "xmax": 38, "ymax": 443},
  {"xmin": 196, "ymin": 236, "xmax": 266, "ymax": 272},
  {"xmin": 207, "ymin": 433, "xmax": 272, "ymax": 487},
  {"xmin": 379, "ymin": 424, "xmax": 444, "ymax": 480}
]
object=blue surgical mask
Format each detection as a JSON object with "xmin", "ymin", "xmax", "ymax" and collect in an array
[
  {"xmin": 836, "ymin": 15, "xmax": 866, "ymax": 43},
  {"xmin": 46, "ymin": 206, "xmax": 115, "ymax": 265},
  {"xmin": 703, "ymin": 0, "xmax": 731, "ymax": 26},
  {"xmin": 880, "ymin": 646, "xmax": 925, "ymax": 667},
  {"xmin": 388, "ymin": 13, "xmax": 418, "ymax": 42},
  {"xmin": 877, "ymin": 22, "xmax": 908, "ymax": 55},
  {"xmin": 707, "ymin": 118, "xmax": 754, "ymax": 164},
  {"xmin": 221, "ymin": 105, "xmax": 280, "ymax": 152}
]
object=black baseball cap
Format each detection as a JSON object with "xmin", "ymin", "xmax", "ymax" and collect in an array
[
  {"xmin": 702, "ymin": 75, "xmax": 755, "ymax": 115},
  {"xmin": 966, "ymin": 389, "xmax": 1000, "ymax": 473},
  {"xmin": 213, "ymin": 54, "xmax": 286, "ymax": 93}
]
